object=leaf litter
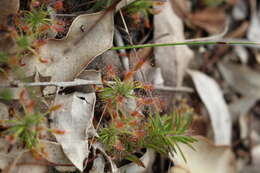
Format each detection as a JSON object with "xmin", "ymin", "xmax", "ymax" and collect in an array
[{"xmin": 2, "ymin": 0, "xmax": 260, "ymax": 173}]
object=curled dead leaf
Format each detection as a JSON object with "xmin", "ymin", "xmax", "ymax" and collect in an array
[{"xmin": 22, "ymin": 11, "xmax": 114, "ymax": 83}]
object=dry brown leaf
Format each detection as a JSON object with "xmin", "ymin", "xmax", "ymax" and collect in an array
[
  {"xmin": 50, "ymin": 92, "xmax": 96, "ymax": 171},
  {"xmin": 0, "ymin": 0, "xmax": 19, "ymax": 25},
  {"xmin": 189, "ymin": 8, "xmax": 226, "ymax": 34},
  {"xmin": 154, "ymin": 0, "xmax": 193, "ymax": 87},
  {"xmin": 23, "ymin": 11, "xmax": 114, "ymax": 82},
  {"xmin": 171, "ymin": 136, "xmax": 236, "ymax": 173},
  {"xmin": 188, "ymin": 70, "xmax": 232, "ymax": 145}
]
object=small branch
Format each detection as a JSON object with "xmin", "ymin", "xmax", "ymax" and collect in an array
[
  {"xmin": 0, "ymin": 80, "xmax": 192, "ymax": 92},
  {"xmin": 0, "ymin": 80, "xmax": 103, "ymax": 88}
]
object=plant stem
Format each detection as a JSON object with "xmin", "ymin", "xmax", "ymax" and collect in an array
[{"xmin": 111, "ymin": 40, "xmax": 260, "ymax": 50}]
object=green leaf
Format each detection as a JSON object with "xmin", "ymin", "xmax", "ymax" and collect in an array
[{"xmin": 175, "ymin": 142, "xmax": 187, "ymax": 162}]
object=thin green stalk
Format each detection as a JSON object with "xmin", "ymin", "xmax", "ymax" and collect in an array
[{"xmin": 110, "ymin": 41, "xmax": 260, "ymax": 50}]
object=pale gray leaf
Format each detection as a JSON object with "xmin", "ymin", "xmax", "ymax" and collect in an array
[
  {"xmin": 50, "ymin": 92, "xmax": 96, "ymax": 171},
  {"xmin": 189, "ymin": 70, "xmax": 232, "ymax": 145}
]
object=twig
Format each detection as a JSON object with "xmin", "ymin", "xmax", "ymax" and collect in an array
[
  {"xmin": 0, "ymin": 80, "xmax": 103, "ymax": 88},
  {"xmin": 0, "ymin": 80, "xmax": 192, "ymax": 92}
]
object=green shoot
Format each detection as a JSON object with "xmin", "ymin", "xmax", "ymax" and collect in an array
[
  {"xmin": 99, "ymin": 77, "xmax": 139, "ymax": 105},
  {"xmin": 144, "ymin": 112, "xmax": 196, "ymax": 161},
  {"xmin": 98, "ymin": 77, "xmax": 141, "ymax": 119},
  {"xmin": 98, "ymin": 65, "xmax": 196, "ymax": 164},
  {"xmin": 0, "ymin": 89, "xmax": 64, "ymax": 157},
  {"xmin": 3, "ymin": 112, "xmax": 45, "ymax": 149},
  {"xmin": 111, "ymin": 40, "xmax": 259, "ymax": 50},
  {"xmin": 98, "ymin": 110, "xmax": 196, "ymax": 164},
  {"xmin": 16, "ymin": 34, "xmax": 33, "ymax": 51},
  {"xmin": 24, "ymin": 6, "xmax": 51, "ymax": 35}
]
